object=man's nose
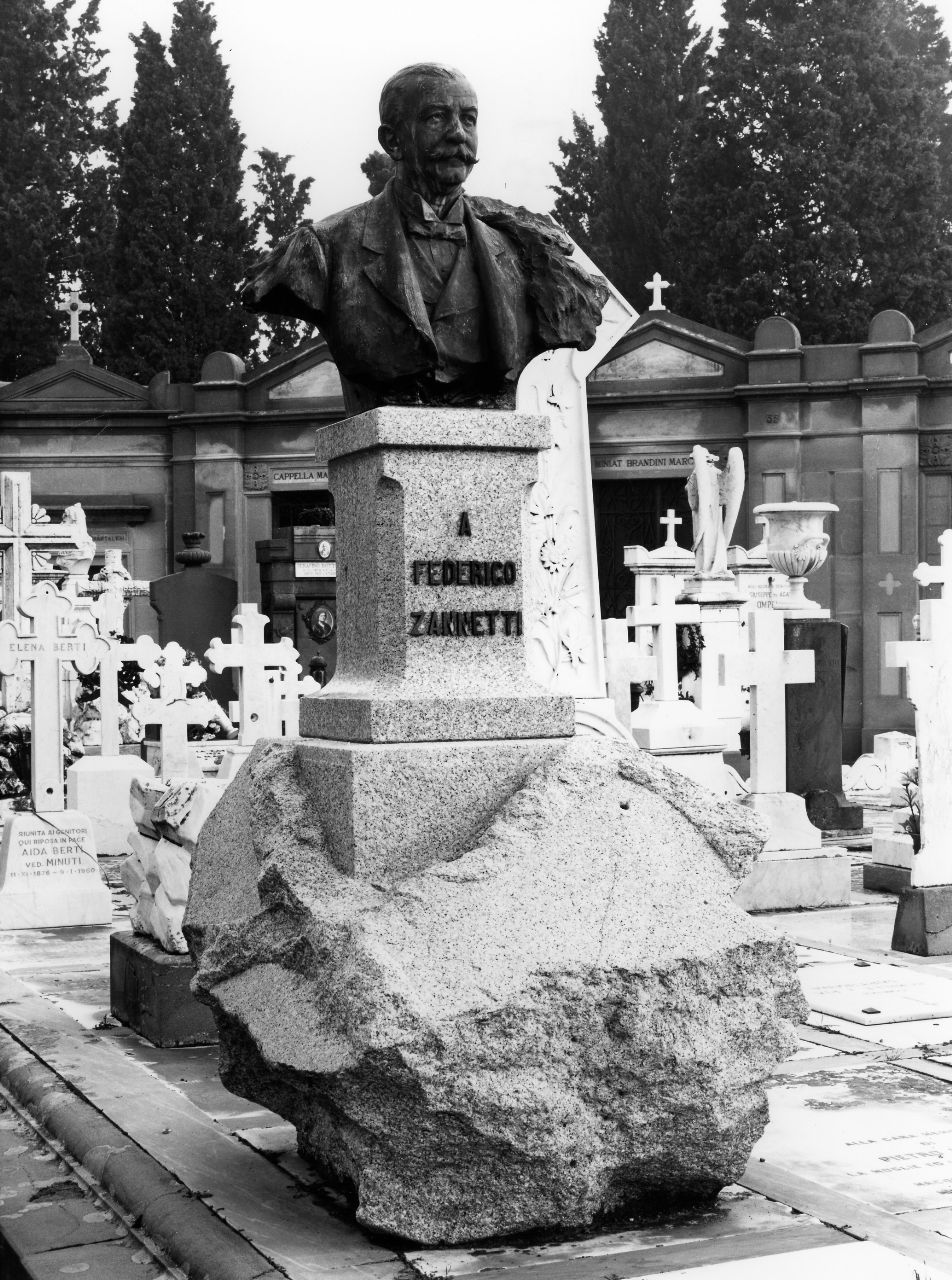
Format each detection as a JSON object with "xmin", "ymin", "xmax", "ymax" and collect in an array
[{"xmin": 445, "ymin": 115, "xmax": 466, "ymax": 141}]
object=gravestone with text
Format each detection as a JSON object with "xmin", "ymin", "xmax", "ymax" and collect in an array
[
  {"xmin": 0, "ymin": 583, "xmax": 113, "ymax": 926},
  {"xmin": 186, "ymin": 404, "xmax": 804, "ymax": 1245}
]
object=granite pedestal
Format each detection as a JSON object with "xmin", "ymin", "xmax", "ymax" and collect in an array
[
  {"xmin": 110, "ymin": 930, "xmax": 217, "ymax": 1047},
  {"xmin": 892, "ymin": 886, "xmax": 952, "ymax": 956}
]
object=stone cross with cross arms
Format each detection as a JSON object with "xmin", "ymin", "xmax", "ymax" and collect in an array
[
  {"xmin": 0, "ymin": 583, "xmax": 112, "ymax": 812},
  {"xmin": 56, "ymin": 284, "xmax": 92, "ymax": 344},
  {"xmin": 660, "ymin": 508, "xmax": 683, "ymax": 549},
  {"xmin": 886, "ymin": 529, "xmax": 952, "ymax": 887},
  {"xmin": 0, "ymin": 473, "xmax": 90, "ymax": 627},
  {"xmin": 96, "ymin": 634, "xmax": 163, "ymax": 758},
  {"xmin": 205, "ymin": 604, "xmax": 302, "ymax": 745},
  {"xmin": 138, "ymin": 642, "xmax": 211, "ymax": 779},
  {"xmin": 627, "ymin": 575, "xmax": 701, "ymax": 704},
  {"xmin": 645, "ymin": 272, "xmax": 671, "ymax": 311},
  {"xmin": 723, "ymin": 608, "xmax": 814, "ymax": 794}
]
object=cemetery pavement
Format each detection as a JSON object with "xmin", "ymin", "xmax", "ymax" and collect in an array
[{"xmin": 2, "ymin": 862, "xmax": 952, "ymax": 1277}]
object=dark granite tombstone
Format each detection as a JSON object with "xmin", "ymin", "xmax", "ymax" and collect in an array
[
  {"xmin": 149, "ymin": 532, "xmax": 238, "ymax": 706},
  {"xmin": 784, "ymin": 618, "xmax": 863, "ymax": 831}
]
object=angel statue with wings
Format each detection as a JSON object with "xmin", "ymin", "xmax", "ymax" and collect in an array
[{"xmin": 685, "ymin": 445, "xmax": 745, "ymax": 577}]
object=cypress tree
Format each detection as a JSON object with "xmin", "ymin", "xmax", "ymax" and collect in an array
[
  {"xmin": 167, "ymin": 0, "xmax": 252, "ymax": 372},
  {"xmin": 669, "ymin": 0, "xmax": 952, "ymax": 341},
  {"xmin": 550, "ymin": 0, "xmax": 710, "ymax": 305},
  {"xmin": 249, "ymin": 148, "xmax": 314, "ymax": 362},
  {"xmin": 0, "ymin": 0, "xmax": 114, "ymax": 380},
  {"xmin": 101, "ymin": 26, "xmax": 183, "ymax": 381},
  {"xmin": 103, "ymin": 0, "xmax": 252, "ymax": 382},
  {"xmin": 56, "ymin": 0, "xmax": 119, "ymax": 363}
]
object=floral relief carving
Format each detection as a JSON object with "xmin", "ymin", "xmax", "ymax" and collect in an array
[
  {"xmin": 242, "ymin": 463, "xmax": 270, "ymax": 492},
  {"xmin": 920, "ymin": 434, "xmax": 952, "ymax": 469}
]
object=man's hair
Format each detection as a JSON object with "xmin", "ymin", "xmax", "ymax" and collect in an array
[{"xmin": 378, "ymin": 63, "xmax": 468, "ymax": 129}]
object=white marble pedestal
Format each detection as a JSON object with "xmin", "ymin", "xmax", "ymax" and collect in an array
[
  {"xmin": 66, "ymin": 754, "xmax": 155, "ymax": 856},
  {"xmin": 737, "ymin": 792, "xmax": 851, "ymax": 910},
  {"xmin": 864, "ymin": 827, "xmax": 914, "ymax": 892},
  {"xmin": 0, "ymin": 810, "xmax": 111, "ymax": 927}
]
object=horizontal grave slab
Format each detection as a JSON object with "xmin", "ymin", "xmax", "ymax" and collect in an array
[
  {"xmin": 798, "ymin": 957, "xmax": 952, "ymax": 1024},
  {"xmin": 755, "ymin": 1057, "xmax": 952, "ymax": 1214}
]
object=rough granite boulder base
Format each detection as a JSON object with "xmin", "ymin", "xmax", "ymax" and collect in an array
[{"xmin": 185, "ymin": 736, "xmax": 806, "ymax": 1246}]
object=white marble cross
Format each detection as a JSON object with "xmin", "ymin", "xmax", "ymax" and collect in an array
[
  {"xmin": 0, "ymin": 583, "xmax": 111, "ymax": 811},
  {"xmin": 602, "ymin": 617, "xmax": 653, "ymax": 726},
  {"xmin": 96, "ymin": 634, "xmax": 163, "ymax": 758},
  {"xmin": 886, "ymin": 533, "xmax": 952, "ymax": 887},
  {"xmin": 627, "ymin": 576, "xmax": 701, "ymax": 703},
  {"xmin": 518, "ymin": 247, "xmax": 637, "ymax": 733},
  {"xmin": 660, "ymin": 509, "xmax": 683, "ymax": 549},
  {"xmin": 138, "ymin": 642, "xmax": 210, "ymax": 778},
  {"xmin": 645, "ymin": 272, "xmax": 671, "ymax": 311},
  {"xmin": 205, "ymin": 605, "xmax": 302, "ymax": 745},
  {"xmin": 886, "ymin": 604, "xmax": 951, "ymax": 888},
  {"xmin": 724, "ymin": 609, "xmax": 814, "ymax": 794},
  {"xmin": 56, "ymin": 284, "xmax": 91, "ymax": 343},
  {"xmin": 84, "ymin": 551, "xmax": 150, "ymax": 637},
  {"xmin": 0, "ymin": 474, "xmax": 89, "ymax": 628},
  {"xmin": 914, "ymin": 529, "xmax": 952, "ymax": 600}
]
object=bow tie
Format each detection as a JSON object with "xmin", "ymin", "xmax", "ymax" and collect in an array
[{"xmin": 406, "ymin": 219, "xmax": 467, "ymax": 245}]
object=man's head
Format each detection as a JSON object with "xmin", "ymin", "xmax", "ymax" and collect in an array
[{"xmin": 378, "ymin": 63, "xmax": 478, "ymax": 210}]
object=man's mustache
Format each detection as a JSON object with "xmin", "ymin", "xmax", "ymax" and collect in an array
[{"xmin": 426, "ymin": 147, "xmax": 478, "ymax": 165}]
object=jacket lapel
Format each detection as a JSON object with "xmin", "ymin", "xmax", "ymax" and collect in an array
[{"xmin": 361, "ymin": 184, "xmax": 436, "ymax": 354}]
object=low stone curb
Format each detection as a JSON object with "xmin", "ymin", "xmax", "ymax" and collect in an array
[{"xmin": 0, "ymin": 1028, "xmax": 286, "ymax": 1280}]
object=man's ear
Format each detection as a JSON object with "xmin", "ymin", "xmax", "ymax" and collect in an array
[{"xmin": 378, "ymin": 124, "xmax": 401, "ymax": 161}]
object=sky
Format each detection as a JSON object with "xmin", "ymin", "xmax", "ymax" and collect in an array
[{"xmin": 91, "ymin": 0, "xmax": 952, "ymax": 223}]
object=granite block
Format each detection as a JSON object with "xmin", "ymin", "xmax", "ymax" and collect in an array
[
  {"xmin": 300, "ymin": 692, "xmax": 574, "ymax": 744},
  {"xmin": 110, "ymin": 930, "xmax": 217, "ymax": 1047},
  {"xmin": 316, "ymin": 405, "xmax": 552, "ymax": 459},
  {"xmin": 862, "ymin": 862, "xmax": 911, "ymax": 892},
  {"xmin": 295, "ymin": 735, "xmax": 568, "ymax": 879}
]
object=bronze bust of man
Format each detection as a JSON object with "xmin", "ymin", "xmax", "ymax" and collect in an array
[{"xmin": 240, "ymin": 63, "xmax": 609, "ymax": 414}]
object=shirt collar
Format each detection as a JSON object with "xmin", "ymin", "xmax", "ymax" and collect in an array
[{"xmin": 393, "ymin": 181, "xmax": 465, "ymax": 226}]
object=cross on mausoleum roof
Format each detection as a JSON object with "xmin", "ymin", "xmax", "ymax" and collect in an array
[
  {"xmin": 660, "ymin": 508, "xmax": 683, "ymax": 549},
  {"xmin": 914, "ymin": 528, "xmax": 952, "ymax": 597},
  {"xmin": 56, "ymin": 283, "xmax": 92, "ymax": 344},
  {"xmin": 645, "ymin": 272, "xmax": 671, "ymax": 311}
]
